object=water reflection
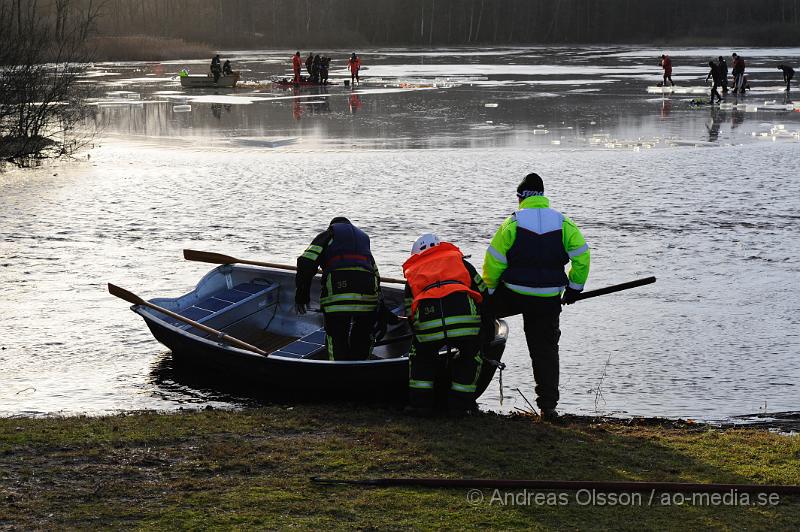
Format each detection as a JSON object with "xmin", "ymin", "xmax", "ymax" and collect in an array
[
  {"xmin": 349, "ymin": 93, "xmax": 363, "ymax": 113},
  {"xmin": 706, "ymin": 107, "xmax": 721, "ymax": 142}
]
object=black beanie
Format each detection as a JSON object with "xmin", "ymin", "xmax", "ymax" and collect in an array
[
  {"xmin": 329, "ymin": 216, "xmax": 351, "ymax": 226},
  {"xmin": 517, "ymin": 173, "xmax": 544, "ymax": 198}
]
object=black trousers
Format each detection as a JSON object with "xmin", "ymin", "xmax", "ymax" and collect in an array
[
  {"xmin": 323, "ymin": 311, "xmax": 377, "ymax": 361},
  {"xmin": 490, "ymin": 283, "xmax": 562, "ymax": 410},
  {"xmin": 409, "ymin": 336, "xmax": 482, "ymax": 412},
  {"xmin": 710, "ymin": 82, "xmax": 722, "ymax": 102}
]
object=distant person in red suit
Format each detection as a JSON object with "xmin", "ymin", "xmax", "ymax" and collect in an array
[
  {"xmin": 660, "ymin": 54, "xmax": 674, "ymax": 87},
  {"xmin": 348, "ymin": 52, "xmax": 361, "ymax": 85},
  {"xmin": 292, "ymin": 51, "xmax": 302, "ymax": 84}
]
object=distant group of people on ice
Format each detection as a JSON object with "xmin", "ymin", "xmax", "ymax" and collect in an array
[
  {"xmin": 659, "ymin": 52, "xmax": 795, "ymax": 104},
  {"xmin": 290, "ymin": 51, "xmax": 361, "ymax": 86}
]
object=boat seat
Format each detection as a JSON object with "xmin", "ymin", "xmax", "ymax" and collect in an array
[
  {"xmin": 166, "ymin": 282, "xmax": 274, "ymax": 329},
  {"xmin": 272, "ymin": 329, "xmax": 326, "ymax": 359}
]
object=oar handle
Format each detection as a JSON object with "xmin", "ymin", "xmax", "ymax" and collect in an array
[
  {"xmin": 108, "ymin": 283, "xmax": 268, "ymax": 357},
  {"xmin": 183, "ymin": 249, "xmax": 406, "ymax": 285}
]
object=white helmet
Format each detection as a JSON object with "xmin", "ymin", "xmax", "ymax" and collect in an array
[{"xmin": 411, "ymin": 233, "xmax": 441, "ymax": 255}]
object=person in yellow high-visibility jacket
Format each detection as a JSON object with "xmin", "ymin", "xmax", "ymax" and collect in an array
[{"xmin": 483, "ymin": 173, "xmax": 590, "ymax": 421}]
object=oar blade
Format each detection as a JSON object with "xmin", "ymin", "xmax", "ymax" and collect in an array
[
  {"xmin": 183, "ymin": 249, "xmax": 237, "ymax": 265},
  {"xmin": 108, "ymin": 283, "xmax": 146, "ymax": 306}
]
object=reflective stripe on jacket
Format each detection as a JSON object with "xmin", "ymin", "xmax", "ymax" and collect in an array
[
  {"xmin": 482, "ymin": 195, "xmax": 590, "ymax": 297},
  {"xmin": 402, "ymin": 242, "xmax": 483, "ymax": 316}
]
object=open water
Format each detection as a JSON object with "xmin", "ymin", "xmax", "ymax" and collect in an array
[{"xmin": 1, "ymin": 46, "xmax": 799, "ymax": 420}]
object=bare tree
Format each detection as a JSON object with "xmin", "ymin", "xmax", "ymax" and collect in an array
[{"xmin": 1, "ymin": 0, "xmax": 103, "ymax": 166}]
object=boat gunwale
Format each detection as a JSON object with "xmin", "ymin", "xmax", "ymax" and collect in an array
[{"xmin": 133, "ymin": 305, "xmax": 411, "ymax": 367}]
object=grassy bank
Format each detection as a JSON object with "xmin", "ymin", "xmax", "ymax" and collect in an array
[
  {"xmin": 88, "ymin": 35, "xmax": 213, "ymax": 62},
  {"xmin": 1, "ymin": 405, "xmax": 798, "ymax": 529}
]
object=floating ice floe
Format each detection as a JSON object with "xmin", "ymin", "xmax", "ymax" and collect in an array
[
  {"xmin": 669, "ymin": 140, "xmax": 717, "ymax": 147},
  {"xmin": 183, "ymin": 95, "xmax": 266, "ymax": 105},
  {"xmin": 605, "ymin": 47, "xmax": 800, "ymax": 59},
  {"xmin": 353, "ymin": 87, "xmax": 436, "ymax": 95},
  {"xmin": 81, "ymin": 71, "xmax": 120, "ymax": 78},
  {"xmin": 758, "ymin": 100, "xmax": 795, "ymax": 111},
  {"xmin": 332, "ymin": 64, "xmax": 648, "ymax": 78},
  {"xmin": 750, "ymin": 124, "xmax": 800, "ymax": 141},
  {"xmin": 101, "ymin": 77, "xmax": 177, "ymax": 87},
  {"xmin": 232, "ymin": 137, "xmax": 299, "ymax": 148},
  {"xmin": 647, "ymin": 86, "xmax": 708, "ymax": 95},
  {"xmin": 106, "ymin": 90, "xmax": 140, "ymax": 99}
]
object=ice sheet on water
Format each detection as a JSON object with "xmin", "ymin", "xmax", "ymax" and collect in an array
[
  {"xmin": 81, "ymin": 71, "xmax": 120, "ymax": 78},
  {"xmin": 748, "ymin": 86, "xmax": 796, "ymax": 94},
  {"xmin": 458, "ymin": 79, "xmax": 614, "ymax": 88},
  {"xmin": 231, "ymin": 136, "xmax": 299, "ymax": 148},
  {"xmin": 159, "ymin": 59, "xmax": 210, "ymax": 66},
  {"xmin": 368, "ymin": 48, "xmax": 531, "ymax": 57},
  {"xmin": 101, "ymin": 77, "xmax": 179, "ymax": 87},
  {"xmin": 352, "ymin": 87, "xmax": 436, "ymax": 95},
  {"xmin": 521, "ymin": 79, "xmax": 616, "ymax": 86},
  {"xmin": 105, "ymin": 90, "xmax": 140, "ymax": 98},
  {"xmin": 604, "ymin": 47, "xmax": 800, "ymax": 59},
  {"xmin": 331, "ymin": 64, "xmax": 645, "ymax": 78},
  {"xmin": 647, "ymin": 86, "xmax": 708, "ymax": 95},
  {"xmin": 183, "ymin": 95, "xmax": 265, "ymax": 105}
]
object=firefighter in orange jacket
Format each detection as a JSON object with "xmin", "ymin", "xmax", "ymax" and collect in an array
[
  {"xmin": 402, "ymin": 233, "xmax": 492, "ymax": 414},
  {"xmin": 292, "ymin": 51, "xmax": 302, "ymax": 83},
  {"xmin": 348, "ymin": 52, "xmax": 361, "ymax": 85}
]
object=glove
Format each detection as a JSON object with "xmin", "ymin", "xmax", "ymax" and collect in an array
[
  {"xmin": 295, "ymin": 286, "xmax": 310, "ymax": 315},
  {"xmin": 561, "ymin": 287, "xmax": 581, "ymax": 305}
]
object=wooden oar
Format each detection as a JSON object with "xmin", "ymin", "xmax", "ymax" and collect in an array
[
  {"xmin": 108, "ymin": 283, "xmax": 268, "ymax": 357},
  {"xmin": 573, "ymin": 276, "xmax": 656, "ymax": 302},
  {"xmin": 183, "ymin": 249, "xmax": 407, "ymax": 285}
]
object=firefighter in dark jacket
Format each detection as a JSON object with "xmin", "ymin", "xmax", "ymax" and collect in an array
[
  {"xmin": 402, "ymin": 233, "xmax": 492, "ymax": 415},
  {"xmin": 296, "ymin": 217, "xmax": 381, "ymax": 361}
]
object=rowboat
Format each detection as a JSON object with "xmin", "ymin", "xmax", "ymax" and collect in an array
[
  {"xmin": 180, "ymin": 72, "xmax": 240, "ymax": 89},
  {"xmin": 132, "ymin": 264, "xmax": 508, "ymax": 402}
]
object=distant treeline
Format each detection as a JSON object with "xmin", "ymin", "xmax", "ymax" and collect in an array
[{"xmin": 28, "ymin": 0, "xmax": 800, "ymax": 49}]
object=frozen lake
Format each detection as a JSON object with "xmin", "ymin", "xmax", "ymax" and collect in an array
[{"xmin": 1, "ymin": 46, "xmax": 799, "ymax": 420}]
